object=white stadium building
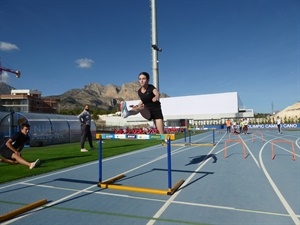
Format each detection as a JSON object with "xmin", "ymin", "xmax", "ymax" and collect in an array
[{"xmin": 99, "ymin": 92, "xmax": 254, "ymax": 128}]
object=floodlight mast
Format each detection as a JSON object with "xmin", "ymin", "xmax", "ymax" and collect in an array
[{"xmin": 150, "ymin": 0, "xmax": 161, "ymax": 91}]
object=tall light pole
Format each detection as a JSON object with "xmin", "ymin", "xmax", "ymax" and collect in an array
[{"xmin": 150, "ymin": 0, "xmax": 162, "ymax": 91}]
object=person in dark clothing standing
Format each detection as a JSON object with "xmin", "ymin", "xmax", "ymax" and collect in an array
[
  {"xmin": 120, "ymin": 72, "xmax": 164, "ymax": 134},
  {"xmin": 78, "ymin": 104, "xmax": 95, "ymax": 152},
  {"xmin": 0, "ymin": 123, "xmax": 40, "ymax": 169}
]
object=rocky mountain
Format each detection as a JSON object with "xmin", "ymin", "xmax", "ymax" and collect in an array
[
  {"xmin": 0, "ymin": 82, "xmax": 15, "ymax": 94},
  {"xmin": 0, "ymin": 81, "xmax": 169, "ymax": 111},
  {"xmin": 273, "ymin": 101, "xmax": 300, "ymax": 119},
  {"xmin": 45, "ymin": 82, "xmax": 169, "ymax": 110}
]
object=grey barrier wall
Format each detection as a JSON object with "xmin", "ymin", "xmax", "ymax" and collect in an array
[{"xmin": 0, "ymin": 111, "xmax": 96, "ymax": 147}]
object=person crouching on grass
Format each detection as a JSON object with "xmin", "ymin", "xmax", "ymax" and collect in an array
[
  {"xmin": 120, "ymin": 72, "xmax": 164, "ymax": 135},
  {"xmin": 0, "ymin": 123, "xmax": 40, "ymax": 169}
]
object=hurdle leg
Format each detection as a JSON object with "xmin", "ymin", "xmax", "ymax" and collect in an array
[
  {"xmin": 98, "ymin": 137, "xmax": 103, "ymax": 183},
  {"xmin": 167, "ymin": 137, "xmax": 172, "ymax": 191},
  {"xmin": 0, "ymin": 199, "xmax": 47, "ymax": 222}
]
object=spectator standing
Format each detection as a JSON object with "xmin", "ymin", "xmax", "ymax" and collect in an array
[
  {"xmin": 276, "ymin": 116, "xmax": 282, "ymax": 134},
  {"xmin": 239, "ymin": 119, "xmax": 244, "ymax": 134},
  {"xmin": 78, "ymin": 104, "xmax": 95, "ymax": 152},
  {"xmin": 226, "ymin": 119, "xmax": 232, "ymax": 133},
  {"xmin": 243, "ymin": 118, "xmax": 249, "ymax": 134}
]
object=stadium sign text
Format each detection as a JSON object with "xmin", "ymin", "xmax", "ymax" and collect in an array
[{"xmin": 248, "ymin": 124, "xmax": 300, "ymax": 129}]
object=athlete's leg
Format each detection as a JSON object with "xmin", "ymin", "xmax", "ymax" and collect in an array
[
  {"xmin": 138, "ymin": 106, "xmax": 151, "ymax": 120},
  {"xmin": 80, "ymin": 124, "xmax": 87, "ymax": 149},
  {"xmin": 0, "ymin": 157, "xmax": 18, "ymax": 164},
  {"xmin": 153, "ymin": 118, "xmax": 164, "ymax": 134},
  {"xmin": 127, "ymin": 104, "xmax": 151, "ymax": 119},
  {"xmin": 11, "ymin": 153, "xmax": 31, "ymax": 167}
]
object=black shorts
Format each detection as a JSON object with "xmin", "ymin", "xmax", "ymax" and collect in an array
[
  {"xmin": 0, "ymin": 148, "xmax": 14, "ymax": 160},
  {"xmin": 148, "ymin": 107, "xmax": 164, "ymax": 120}
]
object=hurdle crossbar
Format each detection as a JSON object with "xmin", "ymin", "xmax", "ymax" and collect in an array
[
  {"xmin": 161, "ymin": 142, "xmax": 215, "ymax": 147},
  {"xmin": 0, "ymin": 199, "xmax": 47, "ymax": 222}
]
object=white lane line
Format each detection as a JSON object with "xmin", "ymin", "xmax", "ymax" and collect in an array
[
  {"xmin": 239, "ymin": 137, "xmax": 261, "ymax": 169},
  {"xmin": 2, "ymin": 184, "xmax": 96, "ymax": 225},
  {"xmin": 259, "ymin": 139, "xmax": 300, "ymax": 225},
  {"xmin": 295, "ymin": 138, "xmax": 300, "ymax": 150},
  {"xmin": 122, "ymin": 145, "xmax": 191, "ymax": 175},
  {"xmin": 172, "ymin": 200, "xmax": 292, "ymax": 217},
  {"xmin": 146, "ymin": 133, "xmax": 226, "ymax": 225},
  {"xmin": 10, "ymin": 181, "xmax": 296, "ymax": 220},
  {"xmin": 0, "ymin": 144, "xmax": 164, "ymax": 191},
  {"xmin": 0, "ymin": 161, "xmax": 98, "ymax": 190}
]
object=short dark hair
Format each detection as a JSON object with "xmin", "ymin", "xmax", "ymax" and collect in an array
[
  {"xmin": 21, "ymin": 123, "xmax": 30, "ymax": 129},
  {"xmin": 138, "ymin": 72, "xmax": 150, "ymax": 81}
]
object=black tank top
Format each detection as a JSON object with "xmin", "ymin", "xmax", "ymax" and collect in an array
[{"xmin": 138, "ymin": 84, "xmax": 161, "ymax": 108}]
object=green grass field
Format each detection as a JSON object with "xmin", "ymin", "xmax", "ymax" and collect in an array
[
  {"xmin": 0, "ymin": 139, "xmax": 166, "ymax": 184},
  {"xmin": 0, "ymin": 131, "xmax": 202, "ymax": 184}
]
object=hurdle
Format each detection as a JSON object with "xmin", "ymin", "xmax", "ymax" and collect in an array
[
  {"xmin": 252, "ymin": 131, "xmax": 264, "ymax": 142},
  {"xmin": 271, "ymin": 140, "xmax": 296, "ymax": 161},
  {"xmin": 184, "ymin": 128, "xmax": 216, "ymax": 146},
  {"xmin": 224, "ymin": 139, "xmax": 247, "ymax": 159},
  {"xmin": 96, "ymin": 134, "xmax": 184, "ymax": 195},
  {"xmin": 0, "ymin": 199, "xmax": 47, "ymax": 222},
  {"xmin": 162, "ymin": 128, "xmax": 215, "ymax": 146}
]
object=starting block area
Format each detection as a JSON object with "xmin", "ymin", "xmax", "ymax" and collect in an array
[{"xmin": 96, "ymin": 134, "xmax": 184, "ymax": 195}]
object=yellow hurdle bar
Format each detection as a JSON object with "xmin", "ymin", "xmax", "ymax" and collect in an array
[
  {"xmin": 98, "ymin": 179, "xmax": 184, "ymax": 195},
  {"xmin": 0, "ymin": 199, "xmax": 47, "ymax": 222}
]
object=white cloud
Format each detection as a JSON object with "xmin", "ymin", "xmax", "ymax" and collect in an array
[
  {"xmin": 1, "ymin": 72, "xmax": 10, "ymax": 83},
  {"xmin": 0, "ymin": 42, "xmax": 19, "ymax": 51},
  {"xmin": 75, "ymin": 58, "xmax": 94, "ymax": 69}
]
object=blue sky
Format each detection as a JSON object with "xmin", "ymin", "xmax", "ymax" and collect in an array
[{"xmin": 0, "ymin": 0, "xmax": 299, "ymax": 113}]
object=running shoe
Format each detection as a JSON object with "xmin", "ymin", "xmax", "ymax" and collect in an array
[{"xmin": 120, "ymin": 101, "xmax": 129, "ymax": 118}]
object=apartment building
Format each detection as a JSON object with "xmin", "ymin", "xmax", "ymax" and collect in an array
[{"xmin": 0, "ymin": 89, "xmax": 59, "ymax": 113}]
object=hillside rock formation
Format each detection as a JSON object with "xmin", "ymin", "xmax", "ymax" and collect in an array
[
  {"xmin": 45, "ymin": 82, "xmax": 169, "ymax": 110},
  {"xmin": 273, "ymin": 101, "xmax": 300, "ymax": 120},
  {"xmin": 0, "ymin": 82, "xmax": 15, "ymax": 94}
]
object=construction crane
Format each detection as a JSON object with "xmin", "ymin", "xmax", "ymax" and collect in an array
[
  {"xmin": 0, "ymin": 66, "xmax": 21, "ymax": 79},
  {"xmin": 0, "ymin": 58, "xmax": 21, "ymax": 82}
]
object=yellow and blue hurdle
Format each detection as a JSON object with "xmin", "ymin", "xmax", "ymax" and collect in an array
[
  {"xmin": 183, "ymin": 128, "xmax": 216, "ymax": 146},
  {"xmin": 96, "ymin": 133, "xmax": 184, "ymax": 195}
]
